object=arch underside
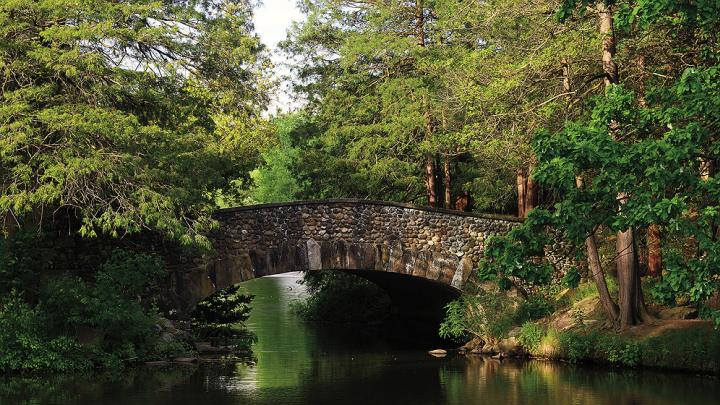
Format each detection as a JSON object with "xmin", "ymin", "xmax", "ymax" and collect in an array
[{"xmin": 209, "ymin": 239, "xmax": 472, "ymax": 297}]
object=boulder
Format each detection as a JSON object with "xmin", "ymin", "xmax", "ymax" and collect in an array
[
  {"xmin": 480, "ymin": 343, "xmax": 499, "ymax": 354},
  {"xmin": 428, "ymin": 349, "xmax": 448, "ymax": 357},
  {"xmin": 498, "ymin": 336, "xmax": 524, "ymax": 356},
  {"xmin": 658, "ymin": 306, "xmax": 698, "ymax": 320}
]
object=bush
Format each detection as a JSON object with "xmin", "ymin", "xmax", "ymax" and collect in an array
[
  {"xmin": 0, "ymin": 248, "xmax": 171, "ymax": 373},
  {"xmin": 0, "ymin": 292, "xmax": 91, "ymax": 374},
  {"xmin": 439, "ymin": 290, "xmax": 515, "ymax": 343},
  {"xmin": 512, "ymin": 295, "xmax": 554, "ymax": 324},
  {"xmin": 559, "ymin": 331, "xmax": 595, "ymax": 363},
  {"xmin": 639, "ymin": 327, "xmax": 720, "ymax": 373},
  {"xmin": 596, "ymin": 334, "xmax": 640, "ymax": 367},
  {"xmin": 518, "ymin": 322, "xmax": 545, "ymax": 353},
  {"xmin": 191, "ymin": 285, "xmax": 257, "ymax": 349}
]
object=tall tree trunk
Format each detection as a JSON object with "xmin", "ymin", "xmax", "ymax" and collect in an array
[
  {"xmin": 516, "ymin": 166, "xmax": 536, "ymax": 218},
  {"xmin": 426, "ymin": 155, "xmax": 437, "ymax": 207},
  {"xmin": 636, "ymin": 54, "xmax": 662, "ymax": 277},
  {"xmin": 598, "ymin": 3, "xmax": 618, "ymax": 87},
  {"xmin": 415, "ymin": 0, "xmax": 425, "ymax": 47},
  {"xmin": 588, "ymin": 228, "xmax": 620, "ymax": 322},
  {"xmin": 416, "ymin": 0, "xmax": 437, "ymax": 207},
  {"xmin": 443, "ymin": 153, "xmax": 451, "ymax": 209},
  {"xmin": 598, "ymin": 2, "xmax": 649, "ymax": 328},
  {"xmin": 525, "ymin": 164, "xmax": 537, "ymax": 217},
  {"xmin": 647, "ymin": 225, "xmax": 662, "ymax": 276},
  {"xmin": 576, "ymin": 177, "xmax": 620, "ymax": 322},
  {"xmin": 565, "ymin": 54, "xmax": 619, "ymax": 321},
  {"xmin": 516, "ymin": 169, "xmax": 527, "ymax": 218},
  {"xmin": 615, "ymin": 194, "xmax": 640, "ymax": 327}
]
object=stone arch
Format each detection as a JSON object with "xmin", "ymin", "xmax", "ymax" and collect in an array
[{"xmin": 173, "ymin": 199, "xmax": 522, "ymax": 310}]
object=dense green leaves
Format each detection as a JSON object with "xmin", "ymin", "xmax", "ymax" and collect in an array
[
  {"xmin": 0, "ymin": 0, "xmax": 271, "ymax": 246},
  {"xmin": 0, "ymin": 249, "xmax": 170, "ymax": 373}
]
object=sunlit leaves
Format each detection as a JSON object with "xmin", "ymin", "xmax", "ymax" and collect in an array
[{"xmin": 0, "ymin": 0, "xmax": 271, "ymax": 245}]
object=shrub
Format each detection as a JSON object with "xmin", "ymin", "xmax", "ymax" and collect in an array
[
  {"xmin": 191, "ymin": 285, "xmax": 257, "ymax": 349},
  {"xmin": 0, "ymin": 248, "xmax": 170, "ymax": 373},
  {"xmin": 0, "ymin": 292, "xmax": 90, "ymax": 374},
  {"xmin": 512, "ymin": 295, "xmax": 554, "ymax": 324},
  {"xmin": 639, "ymin": 327, "xmax": 720, "ymax": 373},
  {"xmin": 43, "ymin": 250, "xmax": 164, "ymax": 363},
  {"xmin": 558, "ymin": 331, "xmax": 594, "ymax": 363},
  {"xmin": 597, "ymin": 335, "xmax": 641, "ymax": 367},
  {"xmin": 439, "ymin": 290, "xmax": 515, "ymax": 343},
  {"xmin": 518, "ymin": 322, "xmax": 545, "ymax": 353}
]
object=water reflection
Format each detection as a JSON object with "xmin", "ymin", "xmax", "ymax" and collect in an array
[{"xmin": 1, "ymin": 274, "xmax": 718, "ymax": 405}]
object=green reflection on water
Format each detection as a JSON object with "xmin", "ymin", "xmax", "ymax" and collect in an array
[{"xmin": 2, "ymin": 274, "xmax": 719, "ymax": 405}]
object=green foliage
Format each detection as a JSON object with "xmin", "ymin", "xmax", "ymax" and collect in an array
[
  {"xmin": 558, "ymin": 331, "xmax": 595, "ymax": 363},
  {"xmin": 597, "ymin": 335, "xmax": 641, "ymax": 367},
  {"xmin": 0, "ymin": 230, "xmax": 55, "ymax": 295},
  {"xmin": 479, "ymin": 210, "xmax": 555, "ymax": 291},
  {"xmin": 638, "ymin": 327, "xmax": 720, "ymax": 373},
  {"xmin": 246, "ymin": 113, "xmax": 312, "ymax": 203},
  {"xmin": 292, "ymin": 271, "xmax": 393, "ymax": 324},
  {"xmin": 520, "ymin": 323, "xmax": 719, "ymax": 372},
  {"xmin": 0, "ymin": 248, "xmax": 174, "ymax": 374},
  {"xmin": 439, "ymin": 291, "xmax": 515, "ymax": 343},
  {"xmin": 42, "ymin": 250, "xmax": 163, "ymax": 346},
  {"xmin": 562, "ymin": 267, "xmax": 582, "ymax": 289},
  {"xmin": 191, "ymin": 285, "xmax": 256, "ymax": 349},
  {"xmin": 282, "ymin": 0, "xmax": 594, "ymax": 209},
  {"xmin": 0, "ymin": 292, "xmax": 90, "ymax": 374},
  {"xmin": 0, "ymin": 0, "xmax": 271, "ymax": 246},
  {"xmin": 482, "ymin": 74, "xmax": 720, "ymax": 324},
  {"xmin": 512, "ymin": 295, "xmax": 555, "ymax": 325},
  {"xmin": 518, "ymin": 322, "xmax": 545, "ymax": 353}
]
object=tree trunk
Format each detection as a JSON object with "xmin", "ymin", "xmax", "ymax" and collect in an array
[
  {"xmin": 587, "ymin": 229, "xmax": 620, "ymax": 322},
  {"xmin": 516, "ymin": 169, "xmax": 527, "ymax": 218},
  {"xmin": 598, "ymin": 3, "xmax": 648, "ymax": 328},
  {"xmin": 417, "ymin": 0, "xmax": 437, "ymax": 208},
  {"xmin": 598, "ymin": 3, "xmax": 618, "ymax": 86},
  {"xmin": 426, "ymin": 155, "xmax": 437, "ymax": 207},
  {"xmin": 615, "ymin": 201, "xmax": 639, "ymax": 327},
  {"xmin": 647, "ymin": 225, "xmax": 662, "ymax": 277},
  {"xmin": 443, "ymin": 153, "xmax": 451, "ymax": 209},
  {"xmin": 516, "ymin": 166, "xmax": 536, "ymax": 218},
  {"xmin": 636, "ymin": 54, "xmax": 662, "ymax": 278},
  {"xmin": 525, "ymin": 164, "xmax": 537, "ymax": 217},
  {"xmin": 415, "ymin": 0, "xmax": 425, "ymax": 47},
  {"xmin": 576, "ymin": 177, "xmax": 619, "ymax": 322}
]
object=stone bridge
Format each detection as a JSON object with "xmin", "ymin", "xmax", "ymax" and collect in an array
[{"xmin": 173, "ymin": 199, "xmax": 523, "ymax": 313}]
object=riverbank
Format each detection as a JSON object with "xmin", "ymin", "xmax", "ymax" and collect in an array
[{"xmin": 458, "ymin": 295, "xmax": 720, "ymax": 375}]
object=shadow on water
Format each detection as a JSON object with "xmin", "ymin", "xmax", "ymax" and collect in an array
[{"xmin": 2, "ymin": 274, "xmax": 719, "ymax": 405}]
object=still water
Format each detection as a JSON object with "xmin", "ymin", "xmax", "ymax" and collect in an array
[{"xmin": 2, "ymin": 274, "xmax": 719, "ymax": 405}]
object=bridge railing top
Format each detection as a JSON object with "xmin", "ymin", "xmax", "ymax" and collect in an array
[{"xmin": 215, "ymin": 199, "xmax": 523, "ymax": 223}]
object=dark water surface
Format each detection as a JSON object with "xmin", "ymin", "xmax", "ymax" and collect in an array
[{"xmin": 2, "ymin": 274, "xmax": 719, "ymax": 405}]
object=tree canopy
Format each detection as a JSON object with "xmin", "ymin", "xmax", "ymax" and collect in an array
[{"xmin": 0, "ymin": 0, "xmax": 272, "ymax": 246}]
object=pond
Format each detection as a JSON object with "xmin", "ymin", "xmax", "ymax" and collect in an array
[{"xmin": 2, "ymin": 273, "xmax": 718, "ymax": 405}]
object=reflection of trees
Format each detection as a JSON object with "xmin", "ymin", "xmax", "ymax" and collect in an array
[
  {"xmin": 5, "ymin": 276, "xmax": 718, "ymax": 405},
  {"xmin": 0, "ymin": 366, "xmax": 198, "ymax": 405},
  {"xmin": 440, "ymin": 357, "xmax": 720, "ymax": 405}
]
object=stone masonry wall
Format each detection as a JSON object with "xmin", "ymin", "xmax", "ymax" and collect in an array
[{"xmin": 170, "ymin": 200, "xmax": 522, "ymax": 309}]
